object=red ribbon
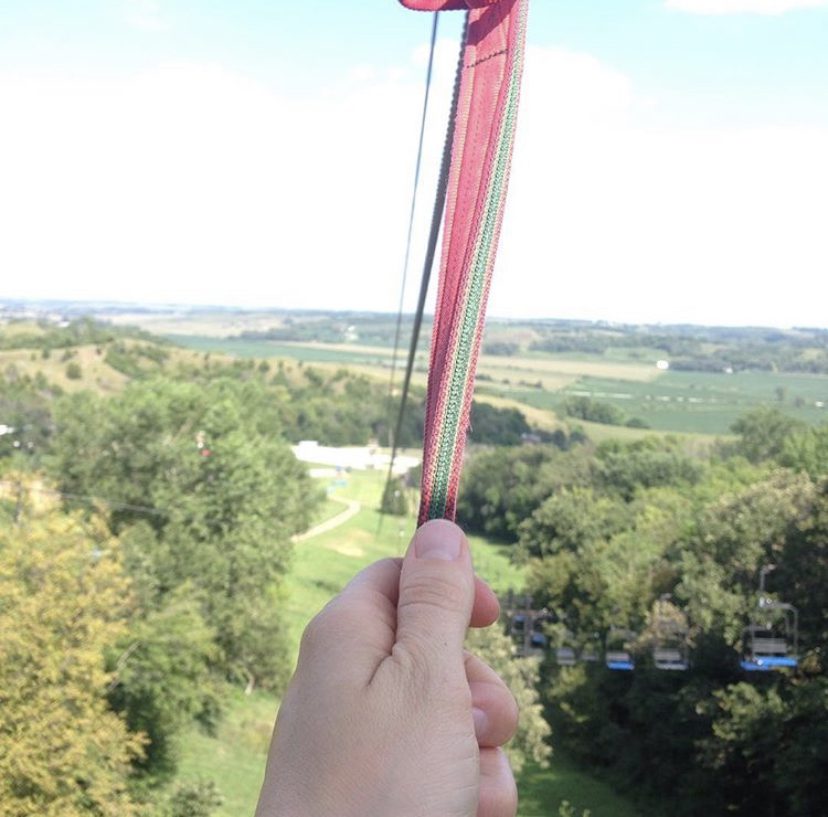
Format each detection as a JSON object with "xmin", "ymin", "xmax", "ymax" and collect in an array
[
  {"xmin": 401, "ymin": 1, "xmax": 500, "ymax": 9},
  {"xmin": 399, "ymin": 0, "xmax": 528, "ymax": 523}
]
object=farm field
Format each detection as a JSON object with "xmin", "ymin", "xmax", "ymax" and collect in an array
[
  {"xmin": 172, "ymin": 468, "xmax": 642, "ymax": 817},
  {"xmin": 168, "ymin": 334, "xmax": 828, "ymax": 436}
]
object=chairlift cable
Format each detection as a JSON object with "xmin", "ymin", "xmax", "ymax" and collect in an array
[
  {"xmin": 0, "ymin": 479, "xmax": 165, "ymax": 517},
  {"xmin": 385, "ymin": 14, "xmax": 441, "ymax": 450}
]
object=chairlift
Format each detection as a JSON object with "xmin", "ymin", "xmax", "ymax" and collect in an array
[
  {"xmin": 578, "ymin": 632, "xmax": 602, "ymax": 664},
  {"xmin": 552, "ymin": 627, "xmax": 599, "ymax": 667},
  {"xmin": 605, "ymin": 626, "xmax": 636, "ymax": 672},
  {"xmin": 510, "ymin": 613, "xmax": 527, "ymax": 639},
  {"xmin": 504, "ymin": 596, "xmax": 551, "ymax": 657},
  {"xmin": 653, "ymin": 644, "xmax": 689, "ymax": 671},
  {"xmin": 530, "ymin": 611, "xmax": 553, "ymax": 651},
  {"xmin": 555, "ymin": 646, "xmax": 577, "ymax": 666},
  {"xmin": 652, "ymin": 612, "xmax": 690, "ymax": 672},
  {"xmin": 741, "ymin": 565, "xmax": 799, "ymax": 672},
  {"xmin": 554, "ymin": 629, "xmax": 577, "ymax": 666}
]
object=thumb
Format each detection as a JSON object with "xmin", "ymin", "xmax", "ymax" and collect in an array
[{"xmin": 395, "ymin": 520, "xmax": 476, "ymax": 677}]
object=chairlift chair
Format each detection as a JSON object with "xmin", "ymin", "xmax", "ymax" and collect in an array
[
  {"xmin": 509, "ymin": 613, "xmax": 527, "ymax": 639},
  {"xmin": 579, "ymin": 633, "xmax": 602, "ymax": 664},
  {"xmin": 653, "ymin": 646, "xmax": 689, "ymax": 671},
  {"xmin": 741, "ymin": 604, "xmax": 799, "ymax": 671},
  {"xmin": 652, "ymin": 620, "xmax": 690, "ymax": 672},
  {"xmin": 529, "ymin": 612, "xmax": 552, "ymax": 652},
  {"xmin": 741, "ymin": 567, "xmax": 799, "ymax": 672},
  {"xmin": 605, "ymin": 626, "xmax": 636, "ymax": 672},
  {"xmin": 554, "ymin": 628, "xmax": 577, "ymax": 666},
  {"xmin": 555, "ymin": 647, "xmax": 577, "ymax": 666}
]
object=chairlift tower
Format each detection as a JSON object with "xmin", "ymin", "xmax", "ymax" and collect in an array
[{"xmin": 503, "ymin": 592, "xmax": 551, "ymax": 658}]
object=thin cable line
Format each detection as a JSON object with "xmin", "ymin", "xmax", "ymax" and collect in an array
[
  {"xmin": 0, "ymin": 480, "xmax": 165, "ymax": 517},
  {"xmin": 385, "ymin": 14, "xmax": 440, "ymax": 449}
]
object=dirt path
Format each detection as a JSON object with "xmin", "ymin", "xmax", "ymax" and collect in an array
[{"xmin": 293, "ymin": 496, "xmax": 361, "ymax": 542}]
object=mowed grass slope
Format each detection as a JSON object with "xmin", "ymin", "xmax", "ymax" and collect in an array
[{"xmin": 174, "ymin": 469, "xmax": 641, "ymax": 817}]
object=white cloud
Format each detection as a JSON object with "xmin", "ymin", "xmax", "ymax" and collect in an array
[
  {"xmin": 491, "ymin": 46, "xmax": 828, "ymax": 326},
  {"xmin": 124, "ymin": 0, "xmax": 169, "ymax": 31},
  {"xmin": 0, "ymin": 44, "xmax": 826, "ymax": 327},
  {"xmin": 665, "ymin": 0, "xmax": 828, "ymax": 15},
  {"xmin": 0, "ymin": 59, "xmax": 432, "ymax": 310}
]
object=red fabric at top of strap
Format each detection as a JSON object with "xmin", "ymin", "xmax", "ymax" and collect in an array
[{"xmin": 400, "ymin": 1, "xmax": 500, "ymax": 11}]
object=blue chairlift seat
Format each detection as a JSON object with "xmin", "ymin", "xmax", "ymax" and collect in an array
[
  {"xmin": 606, "ymin": 650, "xmax": 634, "ymax": 672},
  {"xmin": 742, "ymin": 632, "xmax": 798, "ymax": 672},
  {"xmin": 741, "ymin": 656, "xmax": 799, "ymax": 672}
]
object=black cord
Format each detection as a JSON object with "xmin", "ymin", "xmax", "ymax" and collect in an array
[
  {"xmin": 380, "ymin": 13, "xmax": 468, "ymax": 528},
  {"xmin": 385, "ymin": 14, "xmax": 441, "ymax": 449}
]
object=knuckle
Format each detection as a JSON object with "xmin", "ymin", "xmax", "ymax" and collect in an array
[
  {"xmin": 399, "ymin": 570, "xmax": 470, "ymax": 617},
  {"xmin": 299, "ymin": 605, "xmax": 334, "ymax": 658}
]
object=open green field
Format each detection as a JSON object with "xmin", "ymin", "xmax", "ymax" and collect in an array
[
  {"xmin": 171, "ymin": 335, "xmax": 414, "ymax": 369},
  {"xmin": 172, "ymin": 468, "xmax": 641, "ymax": 817},
  {"xmin": 473, "ymin": 369, "xmax": 828, "ymax": 435}
]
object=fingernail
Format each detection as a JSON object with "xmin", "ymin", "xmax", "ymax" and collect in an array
[
  {"xmin": 473, "ymin": 707, "xmax": 488, "ymax": 738},
  {"xmin": 414, "ymin": 520, "xmax": 463, "ymax": 561}
]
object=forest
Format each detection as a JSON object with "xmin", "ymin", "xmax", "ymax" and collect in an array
[
  {"xmin": 0, "ymin": 316, "xmax": 826, "ymax": 816},
  {"xmin": 457, "ymin": 415, "xmax": 828, "ymax": 816}
]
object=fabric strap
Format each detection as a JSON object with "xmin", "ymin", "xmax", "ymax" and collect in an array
[{"xmin": 399, "ymin": 0, "xmax": 529, "ymax": 525}]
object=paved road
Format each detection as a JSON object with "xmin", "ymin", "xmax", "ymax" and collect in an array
[{"xmin": 293, "ymin": 496, "xmax": 361, "ymax": 542}]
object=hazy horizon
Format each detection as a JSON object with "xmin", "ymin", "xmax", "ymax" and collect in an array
[{"xmin": 3, "ymin": 295, "xmax": 827, "ymax": 333}]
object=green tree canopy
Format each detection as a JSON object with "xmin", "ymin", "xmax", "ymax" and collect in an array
[{"xmin": 0, "ymin": 484, "xmax": 142, "ymax": 816}]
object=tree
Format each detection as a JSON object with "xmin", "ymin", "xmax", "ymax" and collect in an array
[
  {"xmin": 595, "ymin": 437, "xmax": 704, "ymax": 500},
  {"xmin": 730, "ymin": 407, "xmax": 805, "ymax": 464},
  {"xmin": 163, "ymin": 781, "xmax": 223, "ymax": 817},
  {"xmin": 457, "ymin": 445, "xmax": 593, "ymax": 542},
  {"xmin": 107, "ymin": 589, "xmax": 219, "ymax": 777},
  {"xmin": 465, "ymin": 627, "xmax": 551, "ymax": 775},
  {"xmin": 468, "ymin": 402, "xmax": 531, "ymax": 446},
  {"xmin": 779, "ymin": 423, "xmax": 828, "ymax": 480},
  {"xmin": 65, "ymin": 361, "xmax": 83, "ymax": 380},
  {"xmin": 560, "ymin": 396, "xmax": 625, "ymax": 426},
  {"xmin": 50, "ymin": 378, "xmax": 315, "ymax": 691},
  {"xmin": 0, "ymin": 483, "xmax": 142, "ymax": 816}
]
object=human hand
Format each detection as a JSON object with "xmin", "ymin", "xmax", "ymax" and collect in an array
[{"xmin": 255, "ymin": 519, "xmax": 519, "ymax": 817}]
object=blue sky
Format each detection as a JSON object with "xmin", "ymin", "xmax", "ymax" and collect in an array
[{"xmin": 1, "ymin": 0, "xmax": 827, "ymax": 326}]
